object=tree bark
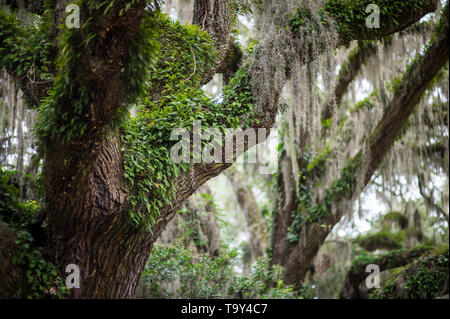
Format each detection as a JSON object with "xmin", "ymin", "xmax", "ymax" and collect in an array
[{"xmin": 340, "ymin": 246, "xmax": 432, "ymax": 299}]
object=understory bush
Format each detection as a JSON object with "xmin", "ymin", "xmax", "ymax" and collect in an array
[{"xmin": 137, "ymin": 242, "xmax": 298, "ymax": 299}]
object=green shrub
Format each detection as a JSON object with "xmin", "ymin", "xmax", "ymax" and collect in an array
[
  {"xmin": 139, "ymin": 242, "xmax": 298, "ymax": 299},
  {"xmin": 0, "ymin": 168, "xmax": 67, "ymax": 298}
]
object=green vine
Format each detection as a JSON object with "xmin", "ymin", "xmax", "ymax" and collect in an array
[
  {"xmin": 1, "ymin": 169, "xmax": 67, "ymax": 298},
  {"xmin": 287, "ymin": 153, "xmax": 362, "ymax": 243},
  {"xmin": 13, "ymin": 230, "xmax": 68, "ymax": 299},
  {"xmin": 121, "ymin": 13, "xmax": 256, "ymax": 230}
]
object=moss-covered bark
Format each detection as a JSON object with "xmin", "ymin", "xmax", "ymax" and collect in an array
[
  {"xmin": 226, "ymin": 167, "xmax": 268, "ymax": 259},
  {"xmin": 370, "ymin": 246, "xmax": 449, "ymax": 299},
  {"xmin": 341, "ymin": 245, "xmax": 434, "ymax": 299},
  {"xmin": 355, "ymin": 231, "xmax": 405, "ymax": 252}
]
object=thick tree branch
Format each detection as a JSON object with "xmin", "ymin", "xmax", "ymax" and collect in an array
[
  {"xmin": 417, "ymin": 173, "xmax": 449, "ymax": 222},
  {"xmin": 247, "ymin": 0, "xmax": 438, "ymax": 131},
  {"xmin": 327, "ymin": 0, "xmax": 438, "ymax": 45},
  {"xmin": 321, "ymin": 41, "xmax": 378, "ymax": 125},
  {"xmin": 225, "ymin": 167, "xmax": 268, "ymax": 258},
  {"xmin": 153, "ymin": 0, "xmax": 438, "ymax": 252},
  {"xmin": 192, "ymin": 0, "xmax": 236, "ymax": 82},
  {"xmin": 368, "ymin": 247, "xmax": 449, "ymax": 299},
  {"xmin": 321, "ymin": 19, "xmax": 437, "ymax": 136},
  {"xmin": 365, "ymin": 20, "xmax": 448, "ymax": 184},
  {"xmin": 341, "ymin": 245, "xmax": 433, "ymax": 299}
]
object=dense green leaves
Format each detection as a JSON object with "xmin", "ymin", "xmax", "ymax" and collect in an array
[
  {"xmin": 140, "ymin": 243, "xmax": 297, "ymax": 299},
  {"xmin": 0, "ymin": 168, "xmax": 66, "ymax": 298},
  {"xmin": 0, "ymin": 8, "xmax": 53, "ymax": 104}
]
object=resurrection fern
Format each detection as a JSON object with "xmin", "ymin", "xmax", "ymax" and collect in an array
[
  {"xmin": 405, "ymin": 246, "xmax": 449, "ymax": 298},
  {"xmin": 35, "ymin": 25, "xmax": 92, "ymax": 146},
  {"xmin": 0, "ymin": 169, "xmax": 66, "ymax": 298},
  {"xmin": 121, "ymin": 14, "xmax": 257, "ymax": 230},
  {"xmin": 322, "ymin": 0, "xmax": 432, "ymax": 41}
]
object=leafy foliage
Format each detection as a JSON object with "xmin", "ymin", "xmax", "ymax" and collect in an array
[
  {"xmin": 0, "ymin": 168, "xmax": 66, "ymax": 298},
  {"xmin": 0, "ymin": 8, "xmax": 53, "ymax": 104},
  {"xmin": 370, "ymin": 245, "xmax": 449, "ymax": 298},
  {"xmin": 287, "ymin": 154, "xmax": 361, "ymax": 243},
  {"xmin": 139, "ymin": 242, "xmax": 297, "ymax": 299},
  {"xmin": 405, "ymin": 246, "xmax": 449, "ymax": 298},
  {"xmin": 121, "ymin": 13, "xmax": 257, "ymax": 230},
  {"xmin": 355, "ymin": 230, "xmax": 405, "ymax": 251}
]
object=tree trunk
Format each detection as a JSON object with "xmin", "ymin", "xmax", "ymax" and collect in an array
[{"xmin": 226, "ymin": 168, "xmax": 268, "ymax": 259}]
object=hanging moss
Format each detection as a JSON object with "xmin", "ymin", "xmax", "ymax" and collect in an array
[
  {"xmin": 34, "ymin": 24, "xmax": 93, "ymax": 146},
  {"xmin": 349, "ymin": 90, "xmax": 378, "ymax": 113},
  {"xmin": 287, "ymin": 153, "xmax": 362, "ymax": 243}
]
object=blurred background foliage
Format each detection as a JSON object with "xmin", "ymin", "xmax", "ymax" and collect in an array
[{"xmin": 1, "ymin": 0, "xmax": 448, "ymax": 299}]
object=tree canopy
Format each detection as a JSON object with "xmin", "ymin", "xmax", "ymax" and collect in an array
[{"xmin": 0, "ymin": 0, "xmax": 448, "ymax": 299}]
